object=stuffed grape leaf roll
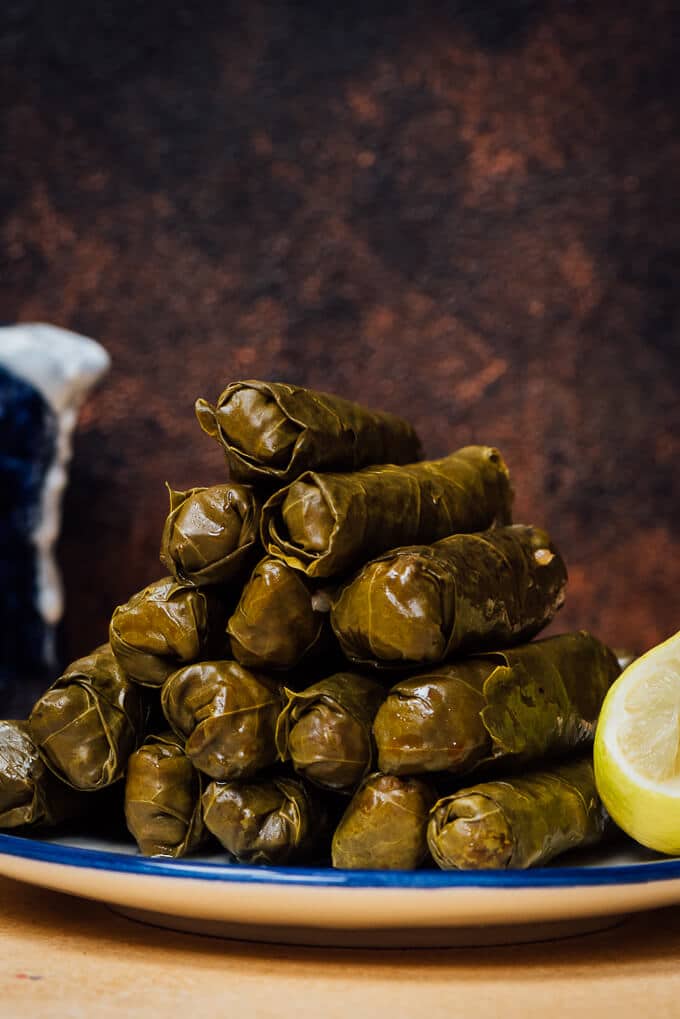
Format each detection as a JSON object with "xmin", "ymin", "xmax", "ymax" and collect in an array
[
  {"xmin": 110, "ymin": 577, "xmax": 229, "ymax": 687},
  {"xmin": 0, "ymin": 720, "xmax": 85, "ymax": 828},
  {"xmin": 373, "ymin": 632, "xmax": 620, "ymax": 776},
  {"xmin": 29, "ymin": 644, "xmax": 146, "ymax": 790},
  {"xmin": 331, "ymin": 525, "xmax": 567, "ymax": 668},
  {"xmin": 227, "ymin": 557, "xmax": 331, "ymax": 670},
  {"xmin": 276, "ymin": 673, "xmax": 386, "ymax": 792},
  {"xmin": 202, "ymin": 775, "xmax": 325, "ymax": 864},
  {"xmin": 160, "ymin": 483, "xmax": 261, "ymax": 587},
  {"xmin": 161, "ymin": 660, "xmax": 283, "ymax": 780},
  {"xmin": 331, "ymin": 773, "xmax": 437, "ymax": 870},
  {"xmin": 195, "ymin": 380, "xmax": 422, "ymax": 485},
  {"xmin": 261, "ymin": 445, "xmax": 512, "ymax": 578},
  {"xmin": 125, "ymin": 732, "xmax": 208, "ymax": 857},
  {"xmin": 427, "ymin": 757, "xmax": 608, "ymax": 869}
]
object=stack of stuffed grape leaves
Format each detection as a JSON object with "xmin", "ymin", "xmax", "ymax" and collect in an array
[{"xmin": 0, "ymin": 379, "xmax": 623, "ymax": 872}]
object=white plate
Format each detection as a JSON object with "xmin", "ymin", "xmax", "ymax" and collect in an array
[{"xmin": 1, "ymin": 832, "xmax": 679, "ymax": 947}]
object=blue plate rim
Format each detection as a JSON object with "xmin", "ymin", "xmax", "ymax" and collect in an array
[{"xmin": 0, "ymin": 832, "xmax": 678, "ymax": 889}]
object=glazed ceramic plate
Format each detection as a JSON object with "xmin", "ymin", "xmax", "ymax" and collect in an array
[{"xmin": 1, "ymin": 832, "xmax": 680, "ymax": 947}]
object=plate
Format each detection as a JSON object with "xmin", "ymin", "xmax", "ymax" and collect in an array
[{"xmin": 1, "ymin": 832, "xmax": 680, "ymax": 947}]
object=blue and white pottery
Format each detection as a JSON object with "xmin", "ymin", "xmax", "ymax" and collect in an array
[{"xmin": 0, "ymin": 323, "xmax": 110, "ymax": 713}]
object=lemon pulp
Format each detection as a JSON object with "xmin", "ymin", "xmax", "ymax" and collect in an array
[{"xmin": 594, "ymin": 630, "xmax": 680, "ymax": 854}]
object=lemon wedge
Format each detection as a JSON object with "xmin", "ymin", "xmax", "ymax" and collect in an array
[{"xmin": 594, "ymin": 629, "xmax": 680, "ymax": 854}]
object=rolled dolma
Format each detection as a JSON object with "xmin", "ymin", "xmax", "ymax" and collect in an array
[
  {"xmin": 125, "ymin": 732, "xmax": 208, "ymax": 857},
  {"xmin": 227, "ymin": 557, "xmax": 330, "ymax": 670},
  {"xmin": 373, "ymin": 632, "xmax": 620, "ymax": 776},
  {"xmin": 331, "ymin": 773, "xmax": 436, "ymax": 870},
  {"xmin": 276, "ymin": 673, "xmax": 387, "ymax": 792},
  {"xmin": 427, "ymin": 757, "xmax": 608, "ymax": 870},
  {"xmin": 261, "ymin": 445, "xmax": 513, "ymax": 578},
  {"xmin": 195, "ymin": 380, "xmax": 422, "ymax": 485},
  {"xmin": 109, "ymin": 576, "xmax": 228, "ymax": 687},
  {"xmin": 0, "ymin": 720, "xmax": 85, "ymax": 828},
  {"xmin": 202, "ymin": 775, "xmax": 325, "ymax": 864},
  {"xmin": 331, "ymin": 525, "xmax": 567, "ymax": 668},
  {"xmin": 160, "ymin": 483, "xmax": 261, "ymax": 587},
  {"xmin": 161, "ymin": 660, "xmax": 283, "ymax": 780},
  {"xmin": 29, "ymin": 644, "xmax": 146, "ymax": 791}
]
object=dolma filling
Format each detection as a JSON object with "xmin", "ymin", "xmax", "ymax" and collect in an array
[{"xmin": 216, "ymin": 388, "xmax": 301, "ymax": 466}]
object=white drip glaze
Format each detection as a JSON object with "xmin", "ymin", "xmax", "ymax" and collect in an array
[{"xmin": 0, "ymin": 323, "xmax": 110, "ymax": 634}]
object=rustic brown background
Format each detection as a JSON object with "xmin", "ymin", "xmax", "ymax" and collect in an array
[{"xmin": 2, "ymin": 0, "xmax": 679, "ymax": 663}]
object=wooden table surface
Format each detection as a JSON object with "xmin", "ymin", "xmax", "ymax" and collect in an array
[{"xmin": 1, "ymin": 876, "xmax": 679, "ymax": 1018}]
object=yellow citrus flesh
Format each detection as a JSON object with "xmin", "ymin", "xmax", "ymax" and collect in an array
[{"xmin": 594, "ymin": 629, "xmax": 680, "ymax": 854}]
